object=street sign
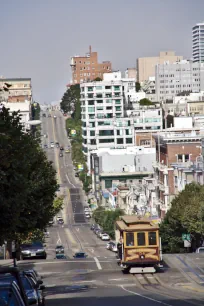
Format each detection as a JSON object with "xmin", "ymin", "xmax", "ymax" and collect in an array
[
  {"xmin": 182, "ymin": 233, "xmax": 191, "ymax": 241},
  {"xmin": 71, "ymin": 129, "xmax": 76, "ymax": 136}
]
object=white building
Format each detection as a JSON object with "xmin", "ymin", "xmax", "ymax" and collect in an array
[
  {"xmin": 0, "ymin": 78, "xmax": 32, "ymax": 102},
  {"xmin": 81, "ymin": 72, "xmax": 162, "ymax": 169},
  {"xmin": 2, "ymin": 100, "xmax": 31, "ymax": 130},
  {"xmin": 155, "ymin": 60, "xmax": 204, "ymax": 102},
  {"xmin": 192, "ymin": 22, "xmax": 204, "ymax": 63}
]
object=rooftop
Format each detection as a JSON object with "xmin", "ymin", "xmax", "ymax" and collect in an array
[{"xmin": 115, "ymin": 215, "xmax": 159, "ymax": 231}]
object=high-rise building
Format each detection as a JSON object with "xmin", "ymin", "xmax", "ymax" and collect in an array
[
  {"xmin": 70, "ymin": 46, "xmax": 112, "ymax": 84},
  {"xmin": 155, "ymin": 60, "xmax": 204, "ymax": 102},
  {"xmin": 137, "ymin": 51, "xmax": 183, "ymax": 83},
  {"xmin": 192, "ymin": 22, "xmax": 204, "ymax": 63}
]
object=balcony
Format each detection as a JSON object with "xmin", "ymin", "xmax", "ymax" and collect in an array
[{"xmin": 158, "ymin": 181, "xmax": 169, "ymax": 194}]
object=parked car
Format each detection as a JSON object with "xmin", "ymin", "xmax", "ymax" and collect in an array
[
  {"xmin": 75, "ymin": 172, "xmax": 79, "ymax": 177},
  {"xmin": 106, "ymin": 242, "xmax": 117, "ymax": 252},
  {"xmin": 84, "ymin": 207, "xmax": 90, "ymax": 212},
  {"xmin": 196, "ymin": 247, "xmax": 204, "ymax": 253},
  {"xmin": 73, "ymin": 252, "xmax": 88, "ymax": 259},
  {"xmin": 44, "ymin": 144, "xmax": 48, "ymax": 149},
  {"xmin": 55, "ymin": 142, "xmax": 59, "ymax": 148},
  {"xmin": 50, "ymin": 142, "xmax": 55, "ymax": 148},
  {"xmin": 20, "ymin": 242, "xmax": 47, "ymax": 260},
  {"xmin": 65, "ymin": 148, "xmax": 70, "ymax": 153},
  {"xmin": 59, "ymin": 152, "xmax": 63, "ymax": 157},
  {"xmin": 90, "ymin": 224, "xmax": 95, "ymax": 230},
  {"xmin": 0, "ymin": 281, "xmax": 27, "ymax": 306},
  {"xmin": 48, "ymin": 220, "xmax": 54, "ymax": 226},
  {"xmin": 60, "ymin": 146, "xmax": 64, "ymax": 151},
  {"xmin": 53, "ymin": 115, "xmax": 57, "ymax": 119},
  {"xmin": 101, "ymin": 233, "xmax": 110, "ymax": 241},
  {"xmin": 42, "ymin": 114, "xmax": 46, "ymax": 118}
]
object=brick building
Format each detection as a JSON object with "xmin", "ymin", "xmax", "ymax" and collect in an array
[
  {"xmin": 70, "ymin": 46, "xmax": 112, "ymax": 84},
  {"xmin": 152, "ymin": 131, "xmax": 204, "ymax": 217}
]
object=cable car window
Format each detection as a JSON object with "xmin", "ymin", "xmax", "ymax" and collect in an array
[
  {"xmin": 126, "ymin": 232, "xmax": 135, "ymax": 246},
  {"xmin": 148, "ymin": 232, "xmax": 157, "ymax": 245},
  {"xmin": 137, "ymin": 232, "xmax": 145, "ymax": 246}
]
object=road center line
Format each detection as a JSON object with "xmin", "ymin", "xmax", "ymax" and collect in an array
[
  {"xmin": 94, "ymin": 257, "xmax": 102, "ymax": 270},
  {"xmin": 66, "ymin": 174, "xmax": 75, "ymax": 188}
]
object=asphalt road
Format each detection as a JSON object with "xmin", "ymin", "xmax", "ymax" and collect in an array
[{"xmin": 16, "ymin": 109, "xmax": 204, "ymax": 306}]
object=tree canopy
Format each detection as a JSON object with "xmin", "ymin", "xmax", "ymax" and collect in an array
[
  {"xmin": 160, "ymin": 183, "xmax": 204, "ymax": 253},
  {"xmin": 60, "ymin": 84, "xmax": 80, "ymax": 114},
  {"xmin": 0, "ymin": 106, "xmax": 60, "ymax": 246},
  {"xmin": 136, "ymin": 82, "xmax": 141, "ymax": 92},
  {"xmin": 139, "ymin": 98, "xmax": 153, "ymax": 106},
  {"xmin": 92, "ymin": 207, "xmax": 124, "ymax": 238}
]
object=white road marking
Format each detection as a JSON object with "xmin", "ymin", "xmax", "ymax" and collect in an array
[
  {"xmin": 57, "ymin": 232, "xmax": 62, "ymax": 245},
  {"xmin": 74, "ymin": 280, "xmax": 96, "ymax": 283},
  {"xmin": 109, "ymin": 278, "xmax": 129, "ymax": 281},
  {"xmin": 66, "ymin": 174, "xmax": 75, "ymax": 188},
  {"xmin": 120, "ymin": 285, "xmax": 173, "ymax": 306},
  {"xmin": 76, "ymin": 228, "xmax": 80, "ymax": 232},
  {"xmin": 94, "ymin": 257, "xmax": 102, "ymax": 270}
]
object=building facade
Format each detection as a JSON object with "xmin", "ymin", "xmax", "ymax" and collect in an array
[
  {"xmin": 0, "ymin": 78, "xmax": 32, "ymax": 102},
  {"xmin": 153, "ymin": 131, "xmax": 204, "ymax": 217},
  {"xmin": 70, "ymin": 46, "xmax": 112, "ymax": 84},
  {"xmin": 125, "ymin": 68, "xmax": 137, "ymax": 80},
  {"xmin": 137, "ymin": 51, "xmax": 183, "ymax": 83},
  {"xmin": 155, "ymin": 60, "xmax": 204, "ymax": 102},
  {"xmin": 192, "ymin": 22, "xmax": 204, "ymax": 63}
]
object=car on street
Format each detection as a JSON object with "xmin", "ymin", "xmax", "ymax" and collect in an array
[
  {"xmin": 85, "ymin": 213, "xmax": 91, "ymax": 219},
  {"xmin": 84, "ymin": 207, "xmax": 90, "ymax": 212},
  {"xmin": 57, "ymin": 218, "xmax": 64, "ymax": 224},
  {"xmin": 75, "ymin": 172, "xmax": 79, "ymax": 177},
  {"xmin": 44, "ymin": 144, "xmax": 48, "ymax": 149},
  {"xmin": 73, "ymin": 252, "xmax": 88, "ymax": 259},
  {"xmin": 20, "ymin": 242, "xmax": 47, "ymax": 260},
  {"xmin": 55, "ymin": 142, "xmax": 59, "ymax": 148},
  {"xmin": 44, "ymin": 230, "xmax": 49, "ymax": 238},
  {"xmin": 48, "ymin": 220, "xmax": 54, "ymax": 225},
  {"xmin": 24, "ymin": 270, "xmax": 43, "ymax": 286},
  {"xmin": 48, "ymin": 114, "xmax": 51, "ymax": 117},
  {"xmin": 59, "ymin": 152, "xmax": 63, "ymax": 157},
  {"xmin": 53, "ymin": 115, "xmax": 57, "ymax": 119},
  {"xmin": 101, "ymin": 233, "xmax": 110, "ymax": 241},
  {"xmin": 43, "ymin": 134, "xmax": 47, "ymax": 138},
  {"xmin": 65, "ymin": 148, "xmax": 70, "ymax": 153},
  {"xmin": 50, "ymin": 142, "xmax": 55, "ymax": 148},
  {"xmin": 90, "ymin": 224, "xmax": 95, "ymax": 230},
  {"xmin": 60, "ymin": 146, "xmax": 64, "ymax": 151},
  {"xmin": 42, "ymin": 114, "xmax": 46, "ymax": 117},
  {"xmin": 106, "ymin": 241, "xmax": 117, "ymax": 252},
  {"xmin": 196, "ymin": 247, "xmax": 204, "ymax": 253},
  {"xmin": 55, "ymin": 245, "xmax": 64, "ymax": 254}
]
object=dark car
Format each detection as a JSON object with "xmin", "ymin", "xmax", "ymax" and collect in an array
[
  {"xmin": 24, "ymin": 270, "xmax": 43, "ymax": 286},
  {"xmin": 0, "ymin": 281, "xmax": 27, "ymax": 306},
  {"xmin": 44, "ymin": 144, "xmax": 48, "ymax": 149},
  {"xmin": 55, "ymin": 245, "xmax": 64, "ymax": 254},
  {"xmin": 42, "ymin": 114, "xmax": 46, "ymax": 118},
  {"xmin": 0, "ymin": 274, "xmax": 39, "ymax": 306},
  {"xmin": 20, "ymin": 242, "xmax": 47, "ymax": 260},
  {"xmin": 73, "ymin": 252, "xmax": 88, "ymax": 259},
  {"xmin": 90, "ymin": 224, "xmax": 95, "ymax": 230},
  {"xmin": 60, "ymin": 146, "xmax": 64, "ymax": 151},
  {"xmin": 75, "ymin": 172, "xmax": 79, "ymax": 177},
  {"xmin": 55, "ymin": 142, "xmax": 59, "ymax": 148},
  {"xmin": 57, "ymin": 218, "xmax": 64, "ymax": 225}
]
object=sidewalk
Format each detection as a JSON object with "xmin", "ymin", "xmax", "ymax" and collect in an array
[{"xmin": 0, "ymin": 259, "xmax": 14, "ymax": 267}]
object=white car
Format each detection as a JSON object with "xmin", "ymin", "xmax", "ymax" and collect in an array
[
  {"xmin": 101, "ymin": 233, "xmax": 110, "ymax": 241},
  {"xmin": 84, "ymin": 207, "xmax": 90, "ymax": 212},
  {"xmin": 50, "ymin": 142, "xmax": 55, "ymax": 148},
  {"xmin": 56, "ymin": 216, "xmax": 62, "ymax": 220}
]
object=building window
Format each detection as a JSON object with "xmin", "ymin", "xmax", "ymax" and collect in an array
[
  {"xmin": 117, "ymin": 138, "xmax": 123, "ymax": 144},
  {"xmin": 137, "ymin": 232, "xmax": 145, "ymax": 246},
  {"xmin": 126, "ymin": 138, "xmax": 133, "ymax": 144},
  {"xmin": 125, "ymin": 232, "xmax": 135, "ymax": 247},
  {"xmin": 90, "ymin": 131, "xmax": 95, "ymax": 136},
  {"xmin": 185, "ymin": 154, "xmax": 189, "ymax": 162},
  {"xmin": 117, "ymin": 130, "xmax": 122, "ymax": 136},
  {"xmin": 177, "ymin": 154, "xmax": 182, "ymax": 162},
  {"xmin": 148, "ymin": 232, "xmax": 157, "ymax": 246},
  {"xmin": 105, "ymin": 180, "xmax": 112, "ymax": 188}
]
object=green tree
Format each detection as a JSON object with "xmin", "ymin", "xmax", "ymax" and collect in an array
[
  {"xmin": 93, "ymin": 77, "xmax": 102, "ymax": 81},
  {"xmin": 139, "ymin": 98, "xmax": 153, "ymax": 106},
  {"xmin": 160, "ymin": 183, "xmax": 204, "ymax": 253},
  {"xmin": 31, "ymin": 102, "xmax": 40, "ymax": 120},
  {"xmin": 60, "ymin": 84, "xmax": 80, "ymax": 114},
  {"xmin": 0, "ymin": 106, "xmax": 58, "ymax": 247},
  {"xmin": 136, "ymin": 82, "xmax": 141, "ymax": 92}
]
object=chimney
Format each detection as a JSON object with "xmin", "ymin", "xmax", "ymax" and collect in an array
[{"xmin": 89, "ymin": 45, "xmax": 92, "ymax": 54}]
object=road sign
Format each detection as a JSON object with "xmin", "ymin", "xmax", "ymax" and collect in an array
[{"xmin": 182, "ymin": 233, "xmax": 191, "ymax": 241}]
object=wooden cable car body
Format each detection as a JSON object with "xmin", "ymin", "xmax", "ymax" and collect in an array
[{"xmin": 115, "ymin": 215, "xmax": 162, "ymax": 274}]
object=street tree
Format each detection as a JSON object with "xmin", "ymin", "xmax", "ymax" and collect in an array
[
  {"xmin": 160, "ymin": 183, "xmax": 204, "ymax": 253},
  {"xmin": 136, "ymin": 82, "xmax": 141, "ymax": 92},
  {"xmin": 60, "ymin": 84, "xmax": 80, "ymax": 114},
  {"xmin": 0, "ymin": 106, "xmax": 59, "ymax": 248}
]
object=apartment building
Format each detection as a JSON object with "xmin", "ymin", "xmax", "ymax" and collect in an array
[
  {"xmin": 192, "ymin": 22, "xmax": 204, "ymax": 63},
  {"xmin": 81, "ymin": 72, "xmax": 162, "ymax": 170},
  {"xmin": 156, "ymin": 60, "xmax": 204, "ymax": 102},
  {"xmin": 70, "ymin": 46, "xmax": 112, "ymax": 84},
  {"xmin": 125, "ymin": 68, "xmax": 137, "ymax": 80},
  {"xmin": 137, "ymin": 51, "xmax": 183, "ymax": 83},
  {"xmin": 153, "ymin": 131, "xmax": 204, "ymax": 217},
  {"xmin": 0, "ymin": 78, "xmax": 32, "ymax": 102}
]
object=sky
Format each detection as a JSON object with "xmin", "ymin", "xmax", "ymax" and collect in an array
[{"xmin": 0, "ymin": 0, "xmax": 204, "ymax": 103}]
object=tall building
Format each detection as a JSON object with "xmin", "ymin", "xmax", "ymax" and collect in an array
[
  {"xmin": 80, "ymin": 71, "xmax": 162, "ymax": 170},
  {"xmin": 70, "ymin": 46, "xmax": 112, "ymax": 84},
  {"xmin": 192, "ymin": 22, "xmax": 204, "ymax": 63},
  {"xmin": 125, "ymin": 68, "xmax": 137, "ymax": 80},
  {"xmin": 155, "ymin": 60, "xmax": 204, "ymax": 102},
  {"xmin": 0, "ymin": 78, "xmax": 32, "ymax": 102},
  {"xmin": 137, "ymin": 51, "xmax": 183, "ymax": 83}
]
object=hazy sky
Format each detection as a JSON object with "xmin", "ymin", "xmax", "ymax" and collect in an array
[{"xmin": 1, "ymin": 0, "xmax": 204, "ymax": 103}]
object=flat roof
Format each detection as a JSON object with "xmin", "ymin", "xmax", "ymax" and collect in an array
[
  {"xmin": 0, "ymin": 78, "xmax": 31, "ymax": 81},
  {"xmin": 100, "ymin": 171, "xmax": 152, "ymax": 178}
]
